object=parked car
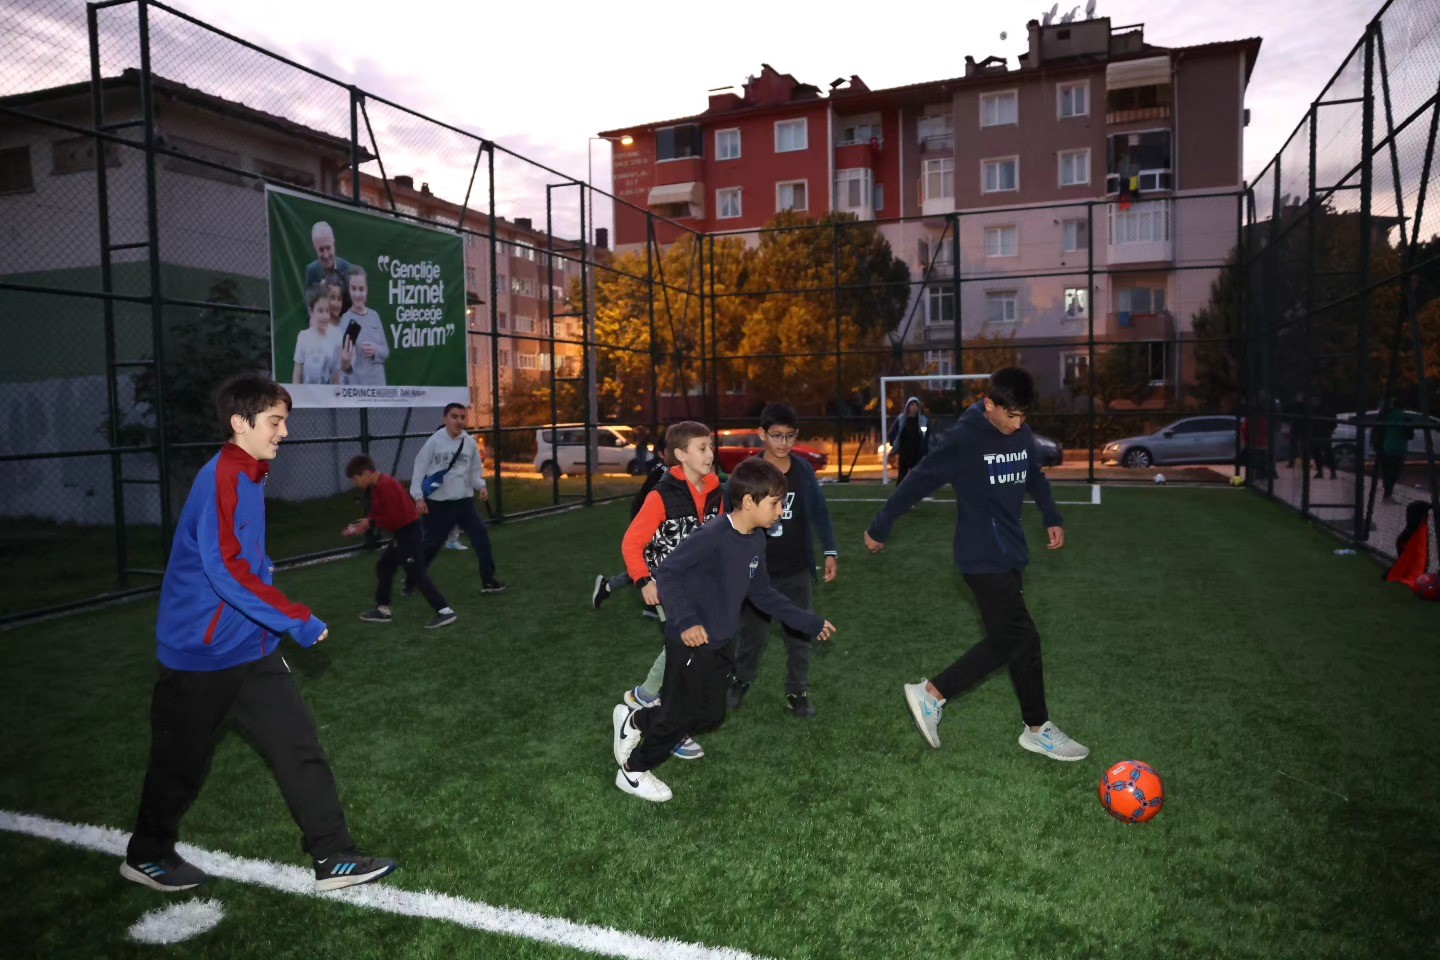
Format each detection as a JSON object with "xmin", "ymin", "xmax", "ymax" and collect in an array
[
  {"xmin": 1101, "ymin": 416, "xmax": 1243, "ymax": 468},
  {"xmin": 714, "ymin": 429, "xmax": 828, "ymax": 473},
  {"xmin": 534, "ymin": 424, "xmax": 641, "ymax": 479},
  {"xmin": 879, "ymin": 431, "xmax": 1063, "ymax": 468},
  {"xmin": 1331, "ymin": 409, "xmax": 1437, "ymax": 471}
]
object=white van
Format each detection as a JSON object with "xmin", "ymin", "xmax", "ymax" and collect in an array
[{"xmin": 534, "ymin": 424, "xmax": 640, "ymax": 478}]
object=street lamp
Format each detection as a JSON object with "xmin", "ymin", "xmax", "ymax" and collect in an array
[{"xmin": 582, "ymin": 135, "xmax": 633, "ymax": 487}]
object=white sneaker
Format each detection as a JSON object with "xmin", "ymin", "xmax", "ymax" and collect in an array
[
  {"xmin": 615, "ymin": 767, "xmax": 671, "ymax": 802},
  {"xmin": 612, "ymin": 704, "xmax": 640, "ymax": 767},
  {"xmin": 1018, "ymin": 721, "xmax": 1089, "ymax": 761},
  {"xmin": 903, "ymin": 680, "xmax": 943, "ymax": 748}
]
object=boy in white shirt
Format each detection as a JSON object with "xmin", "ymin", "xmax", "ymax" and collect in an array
[{"xmin": 292, "ymin": 284, "xmax": 341, "ymax": 385}]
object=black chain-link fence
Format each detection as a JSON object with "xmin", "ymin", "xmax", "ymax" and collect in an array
[
  {"xmin": 6, "ymin": 0, "xmax": 1431, "ymax": 623},
  {"xmin": 1245, "ymin": 0, "xmax": 1439, "ymax": 569}
]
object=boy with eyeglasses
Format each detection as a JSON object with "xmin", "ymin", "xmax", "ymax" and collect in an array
[{"xmin": 727, "ymin": 403, "xmax": 838, "ymax": 718}]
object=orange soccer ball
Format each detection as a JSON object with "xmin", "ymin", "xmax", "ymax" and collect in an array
[{"xmin": 1099, "ymin": 760, "xmax": 1165, "ymax": 823}]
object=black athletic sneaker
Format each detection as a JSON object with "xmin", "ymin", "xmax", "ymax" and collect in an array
[
  {"xmin": 425, "ymin": 610, "xmax": 458, "ymax": 629},
  {"xmin": 314, "ymin": 850, "xmax": 397, "ymax": 891},
  {"xmin": 359, "ymin": 608, "xmax": 393, "ymax": 623},
  {"xmin": 591, "ymin": 574, "xmax": 611, "ymax": 610},
  {"xmin": 481, "ymin": 579, "xmax": 507, "ymax": 594},
  {"xmin": 787, "ymin": 692, "xmax": 817, "ymax": 719},
  {"xmin": 120, "ymin": 854, "xmax": 206, "ymax": 892},
  {"xmin": 727, "ymin": 679, "xmax": 750, "ymax": 713}
]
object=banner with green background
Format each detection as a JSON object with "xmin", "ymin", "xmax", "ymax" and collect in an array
[{"xmin": 266, "ymin": 186, "xmax": 467, "ymax": 407}]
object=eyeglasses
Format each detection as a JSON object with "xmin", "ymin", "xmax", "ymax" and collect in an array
[{"xmin": 766, "ymin": 432, "xmax": 799, "ymax": 443}]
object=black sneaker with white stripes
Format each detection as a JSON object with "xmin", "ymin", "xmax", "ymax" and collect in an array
[
  {"xmin": 313, "ymin": 850, "xmax": 397, "ymax": 891},
  {"xmin": 120, "ymin": 854, "xmax": 206, "ymax": 891}
]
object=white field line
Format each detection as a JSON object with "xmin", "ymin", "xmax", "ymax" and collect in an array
[{"xmin": 0, "ymin": 810, "xmax": 773, "ymax": 960}]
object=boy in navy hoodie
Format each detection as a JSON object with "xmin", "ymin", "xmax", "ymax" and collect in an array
[
  {"xmin": 864, "ymin": 367, "xmax": 1088, "ymax": 762},
  {"xmin": 122, "ymin": 374, "xmax": 396, "ymax": 893},
  {"xmin": 611, "ymin": 457, "xmax": 836, "ymax": 802}
]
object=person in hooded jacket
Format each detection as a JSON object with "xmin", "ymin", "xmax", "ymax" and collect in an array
[{"xmin": 888, "ymin": 396, "xmax": 930, "ymax": 482}]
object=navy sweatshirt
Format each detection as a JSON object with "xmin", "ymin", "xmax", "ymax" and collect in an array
[
  {"xmin": 654, "ymin": 514, "xmax": 826, "ymax": 650},
  {"xmin": 867, "ymin": 403, "xmax": 1063, "ymax": 574}
]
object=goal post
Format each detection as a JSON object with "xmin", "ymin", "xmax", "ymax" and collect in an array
[{"xmin": 879, "ymin": 373, "xmax": 991, "ymax": 484}]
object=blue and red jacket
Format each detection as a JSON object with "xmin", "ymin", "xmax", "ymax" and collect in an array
[{"xmin": 154, "ymin": 443, "xmax": 327, "ymax": 671}]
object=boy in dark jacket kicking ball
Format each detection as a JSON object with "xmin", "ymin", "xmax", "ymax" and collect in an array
[
  {"xmin": 865, "ymin": 366, "xmax": 1088, "ymax": 762},
  {"xmin": 611, "ymin": 457, "xmax": 836, "ymax": 802}
]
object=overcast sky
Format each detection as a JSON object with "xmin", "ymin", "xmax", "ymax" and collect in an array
[
  {"xmin": 3, "ymin": 0, "xmax": 1415, "ymax": 230},
  {"xmin": 176, "ymin": 0, "xmax": 1382, "ymax": 182}
]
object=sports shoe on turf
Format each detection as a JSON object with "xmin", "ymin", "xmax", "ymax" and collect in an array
[
  {"xmin": 313, "ymin": 850, "xmax": 397, "ymax": 891},
  {"xmin": 904, "ymin": 680, "xmax": 943, "ymax": 749},
  {"xmin": 671, "ymin": 737, "xmax": 703, "ymax": 760},
  {"xmin": 615, "ymin": 767, "xmax": 671, "ymax": 802},
  {"xmin": 726, "ymin": 679, "xmax": 750, "ymax": 712},
  {"xmin": 640, "ymin": 607, "xmax": 662, "ymax": 621},
  {"xmin": 481, "ymin": 579, "xmax": 507, "ymax": 594},
  {"xmin": 120, "ymin": 855, "xmax": 206, "ymax": 892},
  {"xmin": 623, "ymin": 686, "xmax": 659, "ymax": 710},
  {"xmin": 591, "ymin": 574, "xmax": 611, "ymax": 610},
  {"xmin": 612, "ymin": 703, "xmax": 640, "ymax": 767},
  {"xmin": 358, "ymin": 608, "xmax": 393, "ymax": 623},
  {"xmin": 787, "ymin": 692, "xmax": 817, "ymax": 719},
  {"xmin": 425, "ymin": 610, "xmax": 458, "ymax": 629},
  {"xmin": 444, "ymin": 539, "xmax": 469, "ymax": 551},
  {"xmin": 1018, "ymin": 721, "xmax": 1089, "ymax": 761}
]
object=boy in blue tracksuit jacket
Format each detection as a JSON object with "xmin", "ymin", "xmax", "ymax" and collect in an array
[
  {"xmin": 864, "ymin": 367, "xmax": 1090, "ymax": 762},
  {"xmin": 122, "ymin": 374, "xmax": 396, "ymax": 894}
]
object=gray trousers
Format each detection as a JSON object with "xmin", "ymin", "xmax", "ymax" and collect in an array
[{"xmin": 734, "ymin": 570, "xmax": 814, "ymax": 695}]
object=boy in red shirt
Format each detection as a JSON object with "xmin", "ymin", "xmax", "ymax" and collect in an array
[{"xmin": 343, "ymin": 454, "xmax": 457, "ymax": 629}]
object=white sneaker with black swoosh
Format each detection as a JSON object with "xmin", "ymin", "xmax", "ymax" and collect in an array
[
  {"xmin": 612, "ymin": 703, "xmax": 640, "ymax": 767},
  {"xmin": 615, "ymin": 767, "xmax": 671, "ymax": 802}
]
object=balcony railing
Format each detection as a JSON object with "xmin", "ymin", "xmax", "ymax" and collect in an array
[
  {"xmin": 1106, "ymin": 168, "xmax": 1172, "ymax": 195},
  {"xmin": 919, "ymin": 134, "xmax": 954, "ymax": 153},
  {"xmin": 1107, "ymin": 105, "xmax": 1172, "ymax": 124}
]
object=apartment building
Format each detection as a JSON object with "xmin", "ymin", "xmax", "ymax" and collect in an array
[{"xmin": 599, "ymin": 18, "xmax": 1260, "ymax": 405}]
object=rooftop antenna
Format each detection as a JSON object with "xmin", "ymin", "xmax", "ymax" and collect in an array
[{"xmin": 1085, "ymin": 0, "xmax": 1097, "ymax": 17}]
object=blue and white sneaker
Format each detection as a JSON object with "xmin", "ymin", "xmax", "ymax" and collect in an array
[
  {"xmin": 671, "ymin": 737, "xmax": 703, "ymax": 760},
  {"xmin": 1018, "ymin": 721, "xmax": 1089, "ymax": 761},
  {"xmin": 623, "ymin": 686, "xmax": 659, "ymax": 710},
  {"xmin": 903, "ymin": 680, "xmax": 943, "ymax": 749},
  {"xmin": 120, "ymin": 854, "xmax": 206, "ymax": 891},
  {"xmin": 313, "ymin": 850, "xmax": 397, "ymax": 891},
  {"xmin": 612, "ymin": 703, "xmax": 640, "ymax": 767}
]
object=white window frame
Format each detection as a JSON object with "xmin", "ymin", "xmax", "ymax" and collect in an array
[
  {"xmin": 717, "ymin": 187, "xmax": 743, "ymax": 219},
  {"xmin": 925, "ymin": 350, "xmax": 955, "ymax": 390},
  {"xmin": 716, "ymin": 128, "xmax": 741, "ymax": 161},
  {"xmin": 774, "ymin": 118, "xmax": 808, "ymax": 153},
  {"xmin": 979, "ymin": 90, "xmax": 1019, "ymax": 128},
  {"xmin": 1063, "ymin": 287, "xmax": 1089, "ymax": 319},
  {"xmin": 924, "ymin": 286, "xmax": 956, "ymax": 326},
  {"xmin": 1057, "ymin": 81, "xmax": 1090, "ymax": 119},
  {"xmin": 1062, "ymin": 219, "xmax": 1089, "ymax": 252},
  {"xmin": 1058, "ymin": 148, "xmax": 1090, "ymax": 187},
  {"xmin": 1060, "ymin": 351, "xmax": 1090, "ymax": 387},
  {"xmin": 834, "ymin": 168, "xmax": 872, "ymax": 212},
  {"xmin": 982, "ymin": 156, "xmax": 1019, "ymax": 194},
  {"xmin": 498, "ymin": 348, "xmax": 511, "ymax": 367},
  {"xmin": 1109, "ymin": 201, "xmax": 1172, "ymax": 245},
  {"xmin": 517, "ymin": 351, "xmax": 538, "ymax": 370},
  {"xmin": 985, "ymin": 290, "xmax": 1019, "ymax": 324},
  {"xmin": 922, "ymin": 158, "xmax": 953, "ymax": 201},
  {"xmin": 984, "ymin": 225, "xmax": 1018, "ymax": 258},
  {"xmin": 776, "ymin": 179, "xmax": 809, "ymax": 212}
]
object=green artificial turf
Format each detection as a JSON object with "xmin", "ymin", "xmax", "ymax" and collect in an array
[{"xmin": 1, "ymin": 486, "xmax": 1435, "ymax": 959}]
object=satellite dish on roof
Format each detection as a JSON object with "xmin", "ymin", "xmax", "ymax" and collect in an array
[
  {"xmin": 1061, "ymin": 5, "xmax": 1078, "ymax": 22},
  {"xmin": 1048, "ymin": 2, "xmax": 1059, "ymax": 18},
  {"xmin": 1086, "ymin": 0, "xmax": 1097, "ymax": 17},
  {"xmin": 1042, "ymin": 11, "xmax": 1054, "ymax": 25}
]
